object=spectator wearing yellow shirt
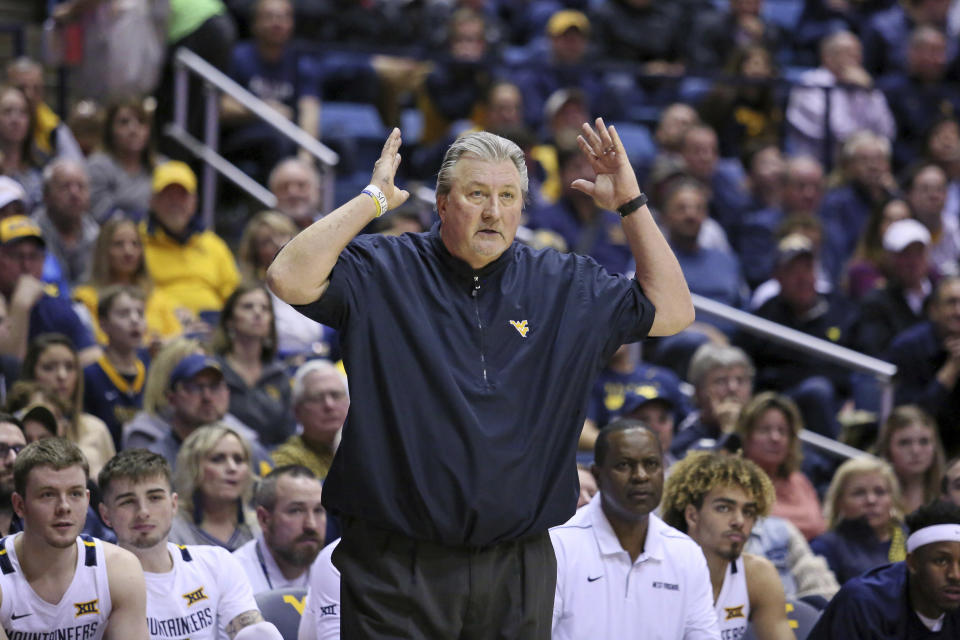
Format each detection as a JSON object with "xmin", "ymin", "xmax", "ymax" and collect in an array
[{"xmin": 140, "ymin": 161, "xmax": 240, "ymax": 316}]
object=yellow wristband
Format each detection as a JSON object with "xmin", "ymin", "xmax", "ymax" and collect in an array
[{"xmin": 362, "ymin": 184, "xmax": 388, "ymax": 217}]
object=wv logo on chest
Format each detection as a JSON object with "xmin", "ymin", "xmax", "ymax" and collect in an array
[{"xmin": 509, "ymin": 320, "xmax": 530, "ymax": 338}]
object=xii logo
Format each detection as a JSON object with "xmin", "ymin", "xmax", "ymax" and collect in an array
[
  {"xmin": 183, "ymin": 586, "xmax": 209, "ymax": 607},
  {"xmin": 74, "ymin": 599, "xmax": 100, "ymax": 617},
  {"xmin": 724, "ymin": 605, "xmax": 745, "ymax": 620}
]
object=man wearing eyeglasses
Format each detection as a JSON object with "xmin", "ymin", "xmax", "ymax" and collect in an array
[
  {"xmin": 0, "ymin": 413, "xmax": 25, "ymax": 535},
  {"xmin": 124, "ymin": 353, "xmax": 271, "ymax": 473},
  {"xmin": 271, "ymin": 360, "xmax": 348, "ymax": 480}
]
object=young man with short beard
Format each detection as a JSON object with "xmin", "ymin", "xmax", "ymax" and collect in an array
[
  {"xmin": 662, "ymin": 451, "xmax": 794, "ymax": 640},
  {"xmin": 98, "ymin": 449, "xmax": 282, "ymax": 640}
]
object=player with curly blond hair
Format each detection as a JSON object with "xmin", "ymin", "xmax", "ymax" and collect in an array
[{"xmin": 662, "ymin": 452, "xmax": 794, "ymax": 640}]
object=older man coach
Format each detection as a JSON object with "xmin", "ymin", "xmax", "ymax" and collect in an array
[{"xmin": 267, "ymin": 119, "xmax": 693, "ymax": 637}]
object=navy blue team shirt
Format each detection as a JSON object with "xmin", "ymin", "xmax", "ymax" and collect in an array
[
  {"xmin": 809, "ymin": 561, "xmax": 960, "ymax": 639},
  {"xmin": 295, "ymin": 223, "xmax": 655, "ymax": 546}
]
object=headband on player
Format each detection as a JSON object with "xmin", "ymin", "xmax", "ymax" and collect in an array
[{"xmin": 906, "ymin": 524, "xmax": 960, "ymax": 553}]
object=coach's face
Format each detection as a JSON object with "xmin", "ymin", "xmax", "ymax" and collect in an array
[{"xmin": 437, "ymin": 157, "xmax": 523, "ymax": 269}]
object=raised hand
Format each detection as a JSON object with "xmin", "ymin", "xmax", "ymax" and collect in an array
[
  {"xmin": 370, "ymin": 128, "xmax": 410, "ymax": 211},
  {"xmin": 571, "ymin": 117, "xmax": 642, "ymax": 213}
]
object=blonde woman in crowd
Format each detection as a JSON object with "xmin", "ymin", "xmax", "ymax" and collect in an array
[
  {"xmin": 874, "ymin": 405, "xmax": 945, "ymax": 515},
  {"xmin": 170, "ymin": 423, "xmax": 259, "ymax": 551},
  {"xmin": 237, "ymin": 210, "xmax": 298, "ymax": 283},
  {"xmin": 238, "ymin": 210, "xmax": 337, "ymax": 364},
  {"xmin": 810, "ymin": 457, "xmax": 907, "ymax": 584},
  {"xmin": 73, "ymin": 216, "xmax": 183, "ymax": 345}
]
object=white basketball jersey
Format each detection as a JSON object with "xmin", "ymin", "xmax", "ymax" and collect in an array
[
  {"xmin": 0, "ymin": 533, "xmax": 112, "ymax": 640},
  {"xmin": 714, "ymin": 556, "xmax": 750, "ymax": 640},
  {"xmin": 144, "ymin": 542, "xmax": 257, "ymax": 640}
]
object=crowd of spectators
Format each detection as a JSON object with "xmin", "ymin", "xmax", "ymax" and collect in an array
[{"xmin": 4, "ymin": 0, "xmax": 960, "ymax": 635}]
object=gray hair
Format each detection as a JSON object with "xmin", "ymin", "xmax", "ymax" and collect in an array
[
  {"xmin": 5, "ymin": 56, "xmax": 42, "ymax": 77},
  {"xmin": 436, "ymin": 131, "xmax": 528, "ymax": 201},
  {"xmin": 268, "ymin": 157, "xmax": 320, "ymax": 192},
  {"xmin": 687, "ymin": 343, "xmax": 755, "ymax": 388},
  {"xmin": 291, "ymin": 359, "xmax": 348, "ymax": 405},
  {"xmin": 42, "ymin": 157, "xmax": 87, "ymax": 189},
  {"xmin": 840, "ymin": 130, "xmax": 891, "ymax": 163}
]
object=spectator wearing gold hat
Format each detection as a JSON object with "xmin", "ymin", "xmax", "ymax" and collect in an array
[
  {"xmin": 140, "ymin": 161, "xmax": 240, "ymax": 318},
  {"xmin": 0, "ymin": 175, "xmax": 71, "ymax": 296},
  {"xmin": 510, "ymin": 9, "xmax": 610, "ymax": 134},
  {"xmin": 0, "ymin": 215, "xmax": 99, "ymax": 365}
]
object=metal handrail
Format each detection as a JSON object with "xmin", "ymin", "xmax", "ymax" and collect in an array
[
  {"xmin": 170, "ymin": 47, "xmax": 339, "ymax": 226},
  {"xmin": 692, "ymin": 294, "xmax": 897, "ymax": 378},
  {"xmin": 174, "ymin": 48, "xmax": 338, "ymax": 166},
  {"xmin": 692, "ymin": 293, "xmax": 896, "ymax": 460},
  {"xmin": 798, "ymin": 429, "xmax": 874, "ymax": 461}
]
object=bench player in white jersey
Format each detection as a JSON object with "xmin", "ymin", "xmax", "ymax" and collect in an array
[
  {"xmin": 97, "ymin": 449, "xmax": 282, "ymax": 640},
  {"xmin": 0, "ymin": 437, "xmax": 148, "ymax": 639},
  {"xmin": 662, "ymin": 451, "xmax": 795, "ymax": 640}
]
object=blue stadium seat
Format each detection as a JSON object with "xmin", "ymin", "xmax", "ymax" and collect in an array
[
  {"xmin": 320, "ymin": 102, "xmax": 387, "ymax": 139},
  {"xmin": 743, "ymin": 598, "xmax": 822, "ymax": 640},
  {"xmin": 321, "ymin": 102, "xmax": 389, "ymax": 175},
  {"xmin": 254, "ymin": 587, "xmax": 308, "ymax": 640},
  {"xmin": 609, "ymin": 121, "xmax": 656, "ymax": 170},
  {"xmin": 763, "ymin": 0, "xmax": 804, "ymax": 31}
]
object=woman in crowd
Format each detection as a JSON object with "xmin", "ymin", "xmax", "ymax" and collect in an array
[
  {"xmin": 86, "ymin": 96, "xmax": 161, "ymax": 221},
  {"xmin": 73, "ymin": 216, "xmax": 183, "ymax": 345},
  {"xmin": 698, "ymin": 44, "xmax": 782, "ymax": 158},
  {"xmin": 237, "ymin": 211, "xmax": 338, "ymax": 364},
  {"xmin": 237, "ymin": 210, "xmax": 298, "ymax": 283},
  {"xmin": 844, "ymin": 196, "xmax": 913, "ymax": 299},
  {"xmin": 21, "ymin": 334, "xmax": 115, "ymax": 477},
  {"xmin": 810, "ymin": 456, "xmax": 907, "ymax": 584},
  {"xmin": 0, "ymin": 85, "xmax": 44, "ymax": 208},
  {"xmin": 170, "ymin": 423, "xmax": 258, "ymax": 550},
  {"xmin": 737, "ymin": 391, "xmax": 827, "ymax": 540},
  {"xmin": 211, "ymin": 281, "xmax": 294, "ymax": 446},
  {"xmin": 874, "ymin": 405, "xmax": 945, "ymax": 515},
  {"xmin": 6, "ymin": 381, "xmax": 70, "ymax": 442}
]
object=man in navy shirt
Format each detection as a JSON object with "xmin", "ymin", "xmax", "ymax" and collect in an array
[
  {"xmin": 809, "ymin": 500, "xmax": 960, "ymax": 639},
  {"xmin": 222, "ymin": 0, "xmax": 321, "ymax": 181},
  {"xmin": 267, "ymin": 120, "xmax": 693, "ymax": 637}
]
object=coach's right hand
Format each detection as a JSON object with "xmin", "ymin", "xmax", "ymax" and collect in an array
[{"xmin": 371, "ymin": 128, "xmax": 410, "ymax": 211}]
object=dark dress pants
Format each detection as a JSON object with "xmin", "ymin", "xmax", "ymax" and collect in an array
[{"xmin": 332, "ymin": 518, "xmax": 556, "ymax": 639}]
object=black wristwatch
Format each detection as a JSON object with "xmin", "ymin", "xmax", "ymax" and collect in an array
[{"xmin": 617, "ymin": 193, "xmax": 648, "ymax": 217}]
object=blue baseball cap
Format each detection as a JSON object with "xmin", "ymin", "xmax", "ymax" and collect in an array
[
  {"xmin": 620, "ymin": 383, "xmax": 676, "ymax": 416},
  {"xmin": 169, "ymin": 354, "xmax": 222, "ymax": 389}
]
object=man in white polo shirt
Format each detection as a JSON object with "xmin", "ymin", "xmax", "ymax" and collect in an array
[{"xmin": 550, "ymin": 419, "xmax": 719, "ymax": 639}]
